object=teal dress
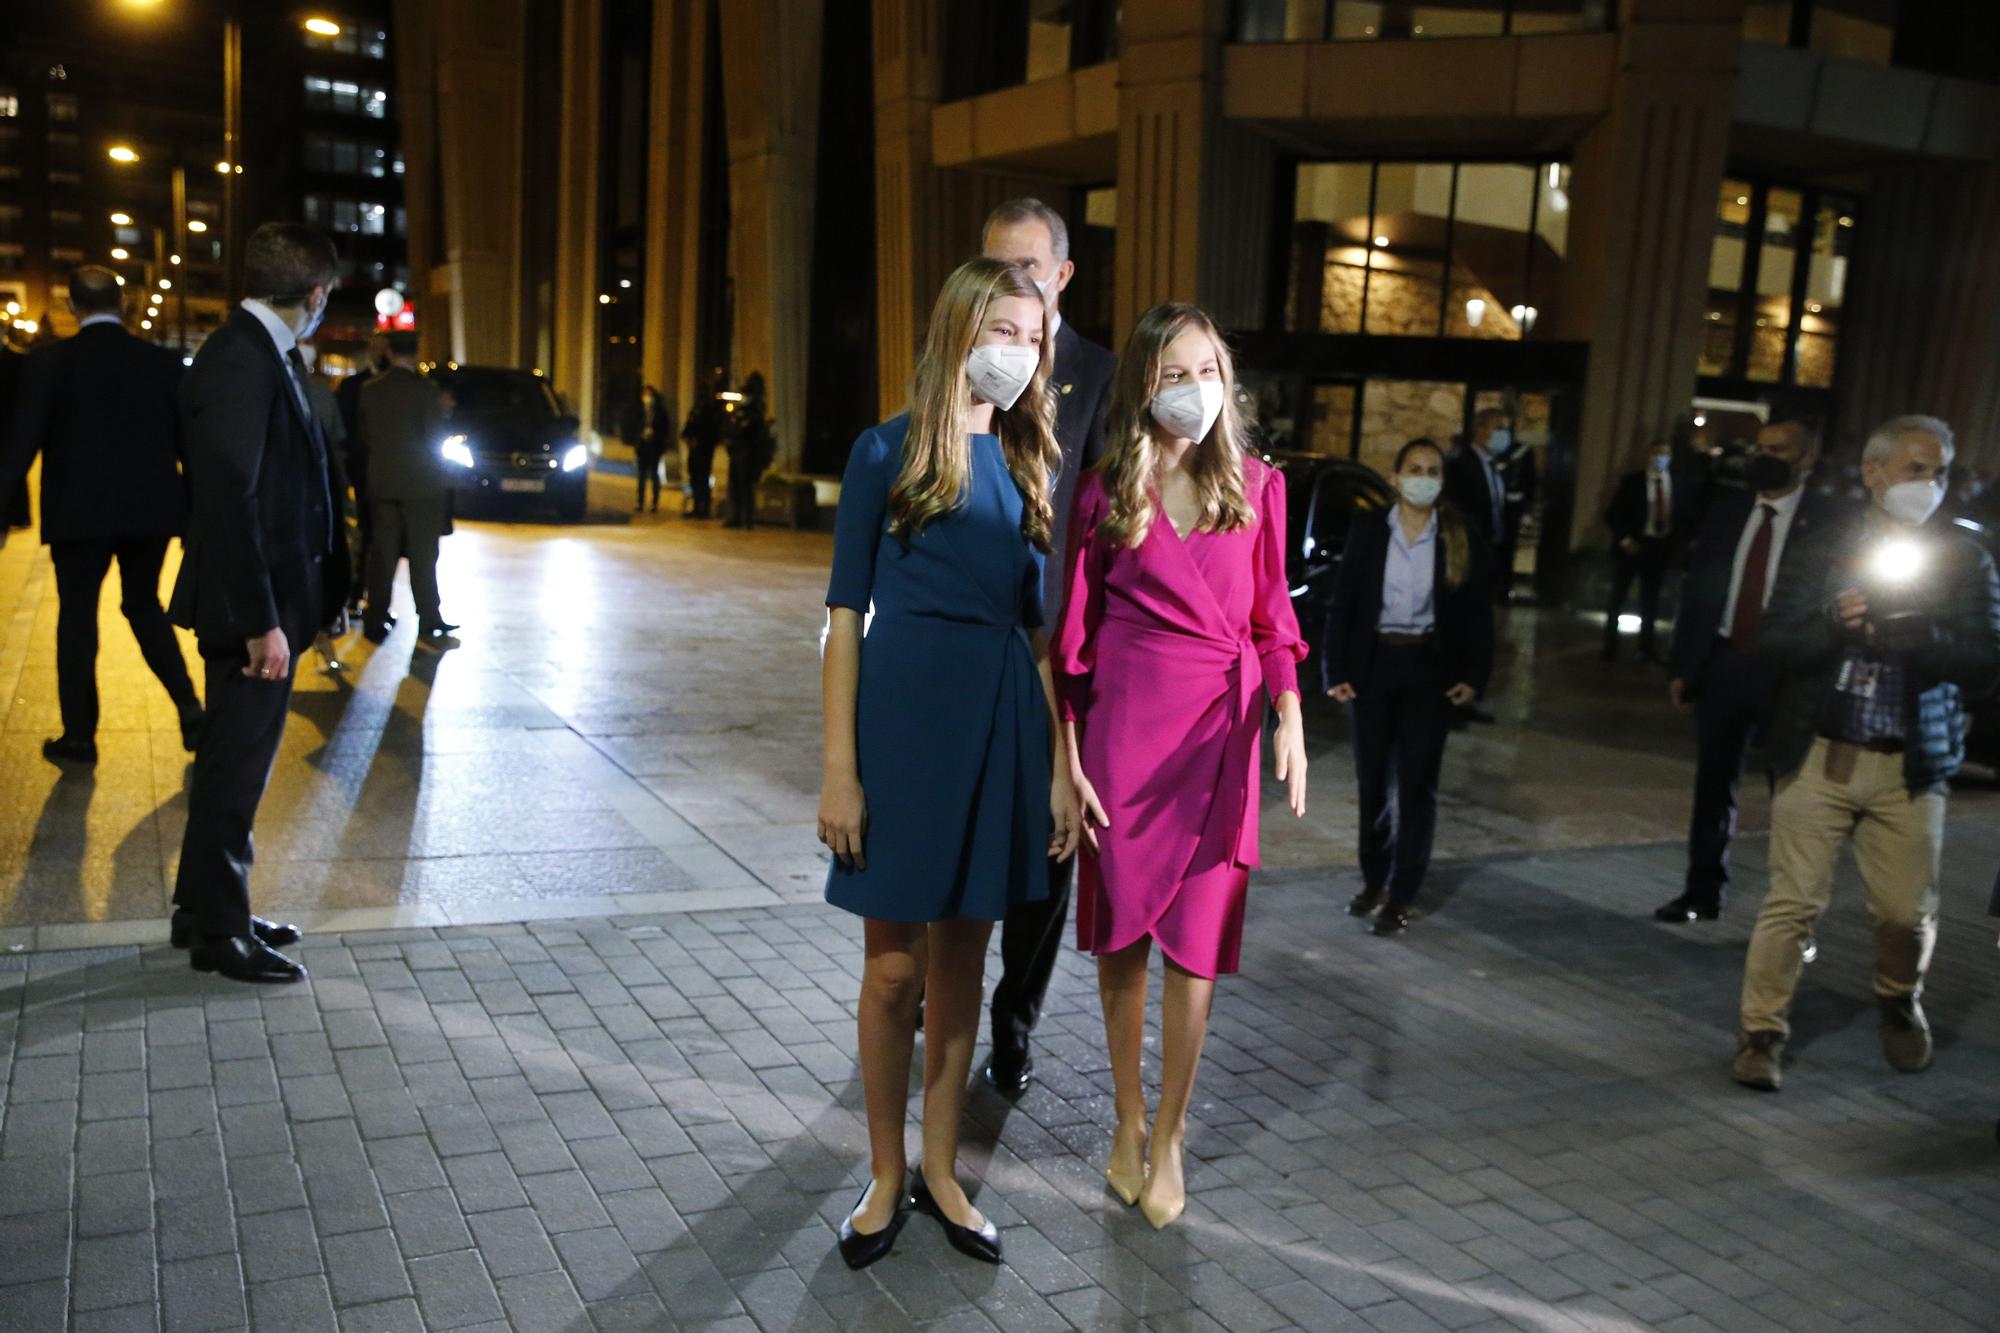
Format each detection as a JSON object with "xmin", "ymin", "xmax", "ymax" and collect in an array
[{"xmin": 825, "ymin": 415, "xmax": 1053, "ymax": 922}]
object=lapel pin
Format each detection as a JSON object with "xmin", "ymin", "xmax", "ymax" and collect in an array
[{"xmin": 1061, "ymin": 383, "xmax": 1074, "ymax": 395}]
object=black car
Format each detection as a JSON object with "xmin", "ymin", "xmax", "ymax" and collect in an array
[
  {"xmin": 1272, "ymin": 452, "xmax": 1395, "ymax": 678},
  {"xmin": 427, "ymin": 365, "xmax": 591, "ymax": 521}
]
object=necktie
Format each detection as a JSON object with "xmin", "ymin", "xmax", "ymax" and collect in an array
[
  {"xmin": 1729, "ymin": 504, "xmax": 1777, "ymax": 648},
  {"xmin": 1651, "ymin": 476, "xmax": 1667, "ymax": 535},
  {"xmin": 285, "ymin": 348, "xmax": 336, "ymax": 553}
]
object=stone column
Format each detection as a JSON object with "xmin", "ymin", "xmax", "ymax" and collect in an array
[
  {"xmin": 553, "ymin": 0, "xmax": 604, "ymax": 430},
  {"xmin": 1113, "ymin": 0, "xmax": 1275, "ymax": 341},
  {"xmin": 427, "ymin": 1, "xmax": 531, "ymax": 369},
  {"xmin": 718, "ymin": 0, "xmax": 823, "ymax": 473},
  {"xmin": 642, "ymin": 0, "xmax": 708, "ymax": 423},
  {"xmin": 1837, "ymin": 164, "xmax": 2000, "ymax": 461},
  {"xmin": 872, "ymin": 0, "xmax": 945, "ymax": 418},
  {"xmin": 1562, "ymin": 0, "xmax": 1741, "ymax": 550}
]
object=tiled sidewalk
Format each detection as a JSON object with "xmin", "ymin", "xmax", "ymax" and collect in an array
[{"xmin": 4, "ymin": 831, "xmax": 1998, "ymax": 1332}]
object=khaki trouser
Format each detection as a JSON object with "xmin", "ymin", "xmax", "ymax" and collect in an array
[{"xmin": 1740, "ymin": 737, "xmax": 1945, "ymax": 1036}]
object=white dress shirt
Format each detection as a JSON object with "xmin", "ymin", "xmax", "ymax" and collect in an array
[
  {"xmin": 1718, "ymin": 485, "xmax": 1806, "ymax": 629},
  {"xmin": 78, "ymin": 312, "xmax": 123, "ymax": 330},
  {"xmin": 239, "ymin": 298, "xmax": 313, "ymax": 419},
  {"xmin": 1378, "ymin": 511, "xmax": 1438, "ymax": 634}
]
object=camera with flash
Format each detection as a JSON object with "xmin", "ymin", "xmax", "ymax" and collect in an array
[{"xmin": 1862, "ymin": 537, "xmax": 1933, "ymax": 624}]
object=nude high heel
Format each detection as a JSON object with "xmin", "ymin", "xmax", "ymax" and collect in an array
[
  {"xmin": 1105, "ymin": 1122, "xmax": 1147, "ymax": 1207},
  {"xmin": 1139, "ymin": 1137, "xmax": 1186, "ymax": 1230}
]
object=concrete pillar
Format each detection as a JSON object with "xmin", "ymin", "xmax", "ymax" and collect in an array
[
  {"xmin": 642, "ymin": 0, "xmax": 708, "ymax": 424},
  {"xmin": 872, "ymin": 0, "xmax": 945, "ymax": 418},
  {"xmin": 553, "ymin": 0, "xmax": 604, "ymax": 429},
  {"xmin": 718, "ymin": 0, "xmax": 823, "ymax": 473},
  {"xmin": 1837, "ymin": 164, "xmax": 2000, "ymax": 462},
  {"xmin": 1563, "ymin": 0, "xmax": 1740, "ymax": 549},
  {"xmin": 427, "ymin": 2, "xmax": 531, "ymax": 369},
  {"xmin": 1113, "ymin": 0, "xmax": 1274, "ymax": 342}
]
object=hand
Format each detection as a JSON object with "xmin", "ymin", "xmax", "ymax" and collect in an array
[
  {"xmin": 817, "ymin": 774, "xmax": 867, "ymax": 870},
  {"xmin": 1072, "ymin": 765, "xmax": 1111, "ymax": 855},
  {"xmin": 1272, "ymin": 703, "xmax": 1307, "ymax": 818},
  {"xmin": 1326, "ymin": 682, "xmax": 1356, "ymax": 704},
  {"xmin": 244, "ymin": 627, "xmax": 290, "ymax": 681},
  {"xmin": 1049, "ymin": 767, "xmax": 1082, "ymax": 863},
  {"xmin": 1444, "ymin": 683, "xmax": 1476, "ymax": 707},
  {"xmin": 1668, "ymin": 678, "xmax": 1688, "ymax": 711},
  {"xmin": 1835, "ymin": 588, "xmax": 1868, "ymax": 632}
]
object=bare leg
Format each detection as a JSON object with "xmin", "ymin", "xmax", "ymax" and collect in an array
[
  {"xmin": 1097, "ymin": 939, "xmax": 1151, "ymax": 1198},
  {"xmin": 853, "ymin": 919, "xmax": 923, "ymax": 1232},
  {"xmin": 919, "ymin": 916, "xmax": 994, "ymax": 1228},
  {"xmin": 1142, "ymin": 957, "xmax": 1215, "ymax": 1226}
]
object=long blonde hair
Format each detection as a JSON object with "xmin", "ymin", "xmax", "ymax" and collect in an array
[
  {"xmin": 1095, "ymin": 303, "xmax": 1255, "ymax": 549},
  {"xmin": 889, "ymin": 258, "xmax": 1061, "ymax": 551}
]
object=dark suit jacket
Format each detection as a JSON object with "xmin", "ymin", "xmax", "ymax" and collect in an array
[
  {"xmin": 1046, "ymin": 321, "xmax": 1116, "ymax": 619},
  {"xmin": 1667, "ymin": 486, "xmax": 1850, "ymax": 684},
  {"xmin": 1444, "ymin": 446, "xmax": 1505, "ymax": 546},
  {"xmin": 0, "ymin": 322, "xmax": 187, "ymax": 544},
  {"xmin": 357, "ymin": 365, "xmax": 448, "ymax": 501},
  {"xmin": 0, "ymin": 349, "xmax": 26, "ymax": 528},
  {"xmin": 1321, "ymin": 509, "xmax": 1495, "ymax": 698},
  {"xmin": 168, "ymin": 308, "xmax": 346, "ymax": 644},
  {"xmin": 1604, "ymin": 468, "xmax": 1691, "ymax": 546}
]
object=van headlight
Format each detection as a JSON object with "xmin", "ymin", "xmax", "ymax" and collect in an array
[
  {"xmin": 561, "ymin": 443, "xmax": 589, "ymax": 473},
  {"xmin": 441, "ymin": 434, "xmax": 474, "ymax": 468}
]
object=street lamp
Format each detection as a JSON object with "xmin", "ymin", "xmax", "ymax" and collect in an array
[
  {"xmin": 109, "ymin": 212, "xmax": 132, "ymax": 226},
  {"xmin": 110, "ymin": 247, "xmax": 130, "ymax": 260},
  {"xmin": 186, "ymin": 219, "xmax": 208, "ymax": 233},
  {"xmin": 303, "ymin": 17, "xmax": 342, "ymax": 36},
  {"xmin": 108, "ymin": 145, "xmax": 140, "ymax": 164}
]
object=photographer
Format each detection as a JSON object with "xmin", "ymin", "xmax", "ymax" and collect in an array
[{"xmin": 1732, "ymin": 415, "xmax": 2000, "ymax": 1092}]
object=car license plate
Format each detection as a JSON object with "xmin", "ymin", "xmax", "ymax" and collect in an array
[{"xmin": 499, "ymin": 478, "xmax": 546, "ymax": 494}]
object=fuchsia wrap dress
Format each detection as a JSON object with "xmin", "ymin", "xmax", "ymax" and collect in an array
[{"xmin": 1053, "ymin": 457, "xmax": 1307, "ymax": 978}]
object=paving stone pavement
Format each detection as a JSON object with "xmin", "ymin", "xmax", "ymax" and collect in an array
[{"xmin": 3, "ymin": 824, "xmax": 1998, "ymax": 1332}]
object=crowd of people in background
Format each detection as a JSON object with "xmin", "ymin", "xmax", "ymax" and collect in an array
[{"xmin": 618, "ymin": 366, "xmax": 776, "ymax": 526}]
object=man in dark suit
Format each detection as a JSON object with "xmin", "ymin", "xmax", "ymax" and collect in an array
[
  {"xmin": 1445, "ymin": 410, "xmax": 1510, "ymax": 574},
  {"xmin": 1496, "ymin": 435, "xmax": 1537, "ymax": 603},
  {"xmin": 979, "ymin": 197, "xmax": 1117, "ymax": 1094},
  {"xmin": 1601, "ymin": 438, "xmax": 1686, "ymax": 663},
  {"xmin": 335, "ymin": 332, "xmax": 392, "ymax": 613},
  {"xmin": 357, "ymin": 331, "xmax": 456, "ymax": 648},
  {"xmin": 0, "ymin": 266, "xmax": 203, "ymax": 764},
  {"xmin": 1657, "ymin": 422, "xmax": 1839, "ymax": 923},
  {"xmin": 167, "ymin": 223, "xmax": 350, "ymax": 983},
  {"xmin": 680, "ymin": 366, "xmax": 730, "ymax": 519}
]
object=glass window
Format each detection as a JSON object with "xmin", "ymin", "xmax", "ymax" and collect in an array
[
  {"xmin": 1444, "ymin": 164, "xmax": 1533, "ymax": 340},
  {"xmin": 47, "ymin": 93, "xmax": 78, "ymax": 122},
  {"xmin": 332, "ymin": 200, "xmax": 359, "ymax": 232},
  {"xmin": 361, "ymin": 202, "xmax": 387, "ymax": 236},
  {"xmin": 1796, "ymin": 197, "xmax": 1853, "ymax": 389},
  {"xmin": 0, "ymin": 92, "xmax": 19, "ymax": 119},
  {"xmin": 1364, "ymin": 163, "xmax": 1451, "ymax": 336},
  {"xmin": 1746, "ymin": 187, "xmax": 1802, "ymax": 383},
  {"xmin": 1308, "ymin": 383, "xmax": 1357, "ymax": 458},
  {"xmin": 1699, "ymin": 179, "xmax": 1752, "ymax": 377},
  {"xmin": 1292, "ymin": 163, "xmax": 1375, "ymax": 334},
  {"xmin": 1811, "ymin": 0, "xmax": 1895, "ymax": 64},
  {"xmin": 1358, "ymin": 379, "xmax": 1463, "ymax": 476},
  {"xmin": 1742, "ymin": 1, "xmax": 1795, "ymax": 43},
  {"xmin": 1509, "ymin": 0, "xmax": 1613, "ymax": 35}
]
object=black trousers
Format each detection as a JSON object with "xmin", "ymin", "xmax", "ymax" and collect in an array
[
  {"xmin": 348, "ymin": 470, "xmax": 372, "ymax": 605},
  {"xmin": 1604, "ymin": 537, "xmax": 1671, "ymax": 655},
  {"xmin": 173, "ymin": 591, "xmax": 317, "ymax": 940},
  {"xmin": 686, "ymin": 443, "xmax": 716, "ymax": 517},
  {"xmin": 1685, "ymin": 638, "xmax": 1777, "ymax": 902},
  {"xmin": 635, "ymin": 445, "xmax": 663, "ymax": 509},
  {"xmin": 990, "ymin": 853, "xmax": 1074, "ymax": 1053},
  {"xmin": 1352, "ymin": 640, "xmax": 1452, "ymax": 906},
  {"xmin": 49, "ymin": 536, "xmax": 198, "ymax": 739},
  {"xmin": 726, "ymin": 456, "xmax": 762, "ymax": 528},
  {"xmin": 366, "ymin": 497, "xmax": 447, "ymax": 631}
]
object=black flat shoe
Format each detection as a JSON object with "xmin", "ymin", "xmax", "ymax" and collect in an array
[
  {"xmin": 1653, "ymin": 893, "xmax": 1722, "ymax": 923},
  {"xmin": 1347, "ymin": 887, "xmax": 1383, "ymax": 918},
  {"xmin": 1373, "ymin": 906, "xmax": 1411, "ymax": 937},
  {"xmin": 171, "ymin": 911, "xmax": 301, "ymax": 951},
  {"xmin": 836, "ymin": 1180, "xmax": 912, "ymax": 1271},
  {"xmin": 189, "ymin": 935, "xmax": 307, "ymax": 984},
  {"xmin": 911, "ymin": 1171, "xmax": 1000, "ymax": 1264},
  {"xmin": 981, "ymin": 1047, "xmax": 1032, "ymax": 1097},
  {"xmin": 42, "ymin": 735, "xmax": 97, "ymax": 766}
]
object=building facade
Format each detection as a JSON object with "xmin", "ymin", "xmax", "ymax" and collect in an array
[{"xmin": 407, "ymin": 0, "xmax": 2000, "ymax": 592}]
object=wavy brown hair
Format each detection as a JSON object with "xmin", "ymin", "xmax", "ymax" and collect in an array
[
  {"xmin": 1392, "ymin": 437, "xmax": 1469, "ymax": 589},
  {"xmin": 1094, "ymin": 303, "xmax": 1255, "ymax": 549},
  {"xmin": 886, "ymin": 259, "xmax": 1061, "ymax": 551}
]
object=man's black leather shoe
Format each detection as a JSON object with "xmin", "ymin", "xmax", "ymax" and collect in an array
[
  {"xmin": 42, "ymin": 735, "xmax": 97, "ymax": 766},
  {"xmin": 1654, "ymin": 893, "xmax": 1723, "ymax": 923},
  {"xmin": 836, "ymin": 1180, "xmax": 912, "ymax": 1271},
  {"xmin": 981, "ymin": 1046, "xmax": 1033, "ymax": 1096},
  {"xmin": 415, "ymin": 625, "xmax": 461, "ymax": 652},
  {"xmin": 1373, "ymin": 906, "xmax": 1411, "ymax": 936},
  {"xmin": 362, "ymin": 623, "xmax": 390, "ymax": 645},
  {"xmin": 189, "ymin": 936, "xmax": 307, "ymax": 983},
  {"xmin": 1348, "ymin": 887, "xmax": 1384, "ymax": 917},
  {"xmin": 171, "ymin": 911, "xmax": 301, "ymax": 951}
]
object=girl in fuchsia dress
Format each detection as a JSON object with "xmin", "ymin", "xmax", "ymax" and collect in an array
[{"xmin": 1053, "ymin": 302, "xmax": 1308, "ymax": 1229}]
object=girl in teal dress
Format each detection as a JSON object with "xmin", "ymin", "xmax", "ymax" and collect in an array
[{"xmin": 819, "ymin": 258, "xmax": 1081, "ymax": 1269}]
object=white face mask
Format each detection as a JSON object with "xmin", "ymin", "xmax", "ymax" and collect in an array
[
  {"xmin": 1399, "ymin": 475, "xmax": 1442, "ymax": 508},
  {"xmin": 965, "ymin": 344, "xmax": 1039, "ymax": 412},
  {"xmin": 294, "ymin": 288, "xmax": 328, "ymax": 341},
  {"xmin": 1881, "ymin": 478, "xmax": 1945, "ymax": 526},
  {"xmin": 1486, "ymin": 428, "xmax": 1512, "ymax": 455},
  {"xmin": 1151, "ymin": 380, "xmax": 1225, "ymax": 443}
]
